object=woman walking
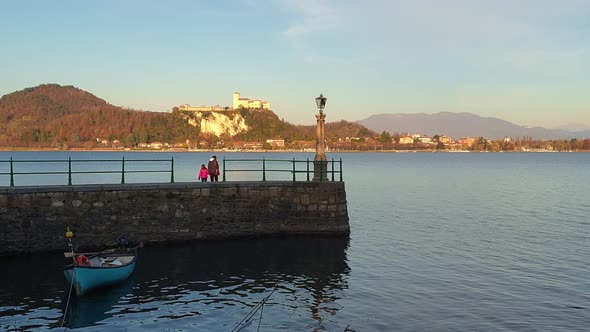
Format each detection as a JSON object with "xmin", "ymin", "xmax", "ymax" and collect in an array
[{"xmin": 208, "ymin": 156, "xmax": 220, "ymax": 182}]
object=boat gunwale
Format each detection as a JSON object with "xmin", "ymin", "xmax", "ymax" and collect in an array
[{"xmin": 63, "ymin": 248, "xmax": 138, "ymax": 271}]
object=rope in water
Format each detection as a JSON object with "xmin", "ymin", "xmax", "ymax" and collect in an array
[
  {"xmin": 256, "ymin": 295, "xmax": 265, "ymax": 332},
  {"xmin": 231, "ymin": 285, "xmax": 278, "ymax": 332},
  {"xmin": 60, "ymin": 269, "xmax": 76, "ymax": 327}
]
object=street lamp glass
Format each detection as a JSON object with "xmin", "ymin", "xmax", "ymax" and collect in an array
[{"xmin": 315, "ymin": 94, "xmax": 327, "ymax": 111}]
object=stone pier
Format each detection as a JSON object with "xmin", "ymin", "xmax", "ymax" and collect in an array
[{"xmin": 0, "ymin": 181, "xmax": 349, "ymax": 255}]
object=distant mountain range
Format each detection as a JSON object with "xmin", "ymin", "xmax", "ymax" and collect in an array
[
  {"xmin": 552, "ymin": 123, "xmax": 590, "ymax": 132},
  {"xmin": 358, "ymin": 112, "xmax": 590, "ymax": 140}
]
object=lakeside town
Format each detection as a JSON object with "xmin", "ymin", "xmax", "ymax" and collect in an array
[{"xmin": 80, "ymin": 133, "xmax": 590, "ymax": 153}]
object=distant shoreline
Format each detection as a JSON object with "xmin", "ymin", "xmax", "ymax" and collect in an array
[{"xmin": 0, "ymin": 148, "xmax": 588, "ymax": 153}]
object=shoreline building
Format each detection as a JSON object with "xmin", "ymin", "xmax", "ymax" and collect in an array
[{"xmin": 233, "ymin": 92, "xmax": 270, "ymax": 110}]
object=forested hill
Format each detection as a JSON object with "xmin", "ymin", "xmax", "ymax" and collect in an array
[
  {"xmin": 0, "ymin": 84, "xmax": 202, "ymax": 147},
  {"xmin": 0, "ymin": 84, "xmax": 374, "ymax": 148},
  {"xmin": 0, "ymin": 84, "xmax": 114, "ymax": 122},
  {"xmin": 233, "ymin": 109, "xmax": 374, "ymax": 142}
]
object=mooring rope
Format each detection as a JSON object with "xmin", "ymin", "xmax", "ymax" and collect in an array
[
  {"xmin": 60, "ymin": 269, "xmax": 76, "ymax": 327},
  {"xmin": 231, "ymin": 285, "xmax": 278, "ymax": 332},
  {"xmin": 256, "ymin": 296, "xmax": 265, "ymax": 332}
]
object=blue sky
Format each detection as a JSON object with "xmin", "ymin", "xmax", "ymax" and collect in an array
[{"xmin": 1, "ymin": 0, "xmax": 589, "ymax": 129}]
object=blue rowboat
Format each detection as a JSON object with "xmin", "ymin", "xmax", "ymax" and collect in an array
[{"xmin": 64, "ymin": 248, "xmax": 138, "ymax": 296}]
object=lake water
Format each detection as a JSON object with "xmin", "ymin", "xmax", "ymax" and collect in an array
[{"xmin": 1, "ymin": 151, "xmax": 589, "ymax": 331}]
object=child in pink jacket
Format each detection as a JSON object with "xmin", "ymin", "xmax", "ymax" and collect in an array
[{"xmin": 198, "ymin": 164, "xmax": 209, "ymax": 182}]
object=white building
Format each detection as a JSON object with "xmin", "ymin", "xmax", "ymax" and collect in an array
[
  {"xmin": 233, "ymin": 92, "xmax": 270, "ymax": 110},
  {"xmin": 177, "ymin": 104, "xmax": 224, "ymax": 112}
]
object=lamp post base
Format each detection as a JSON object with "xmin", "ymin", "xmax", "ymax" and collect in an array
[{"xmin": 313, "ymin": 159, "xmax": 328, "ymax": 181}]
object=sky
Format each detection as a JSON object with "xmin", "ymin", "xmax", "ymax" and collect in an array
[{"xmin": 1, "ymin": 0, "xmax": 589, "ymax": 129}]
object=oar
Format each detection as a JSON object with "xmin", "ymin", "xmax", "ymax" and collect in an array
[{"xmin": 64, "ymin": 248, "xmax": 115, "ymax": 258}]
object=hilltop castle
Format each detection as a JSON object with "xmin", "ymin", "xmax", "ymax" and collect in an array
[
  {"xmin": 176, "ymin": 92, "xmax": 271, "ymax": 112},
  {"xmin": 233, "ymin": 92, "xmax": 270, "ymax": 110}
]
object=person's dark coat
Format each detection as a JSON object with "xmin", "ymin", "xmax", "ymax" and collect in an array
[{"xmin": 208, "ymin": 158, "xmax": 219, "ymax": 176}]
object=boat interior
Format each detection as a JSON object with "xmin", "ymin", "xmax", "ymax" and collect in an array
[{"xmin": 88, "ymin": 255, "xmax": 135, "ymax": 267}]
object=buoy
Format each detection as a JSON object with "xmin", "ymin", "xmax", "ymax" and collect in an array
[
  {"xmin": 76, "ymin": 254, "xmax": 91, "ymax": 266},
  {"xmin": 65, "ymin": 227, "xmax": 74, "ymax": 239}
]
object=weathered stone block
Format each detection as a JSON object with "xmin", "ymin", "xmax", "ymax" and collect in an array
[
  {"xmin": 301, "ymin": 194, "xmax": 310, "ymax": 205},
  {"xmin": 51, "ymin": 200, "xmax": 64, "ymax": 207},
  {"xmin": 269, "ymin": 187, "xmax": 281, "ymax": 197},
  {"xmin": 117, "ymin": 191, "xmax": 130, "ymax": 199},
  {"xmin": 158, "ymin": 204, "xmax": 169, "ymax": 213},
  {"xmin": 224, "ymin": 187, "xmax": 238, "ymax": 196},
  {"xmin": 0, "ymin": 195, "xmax": 7, "ymax": 206}
]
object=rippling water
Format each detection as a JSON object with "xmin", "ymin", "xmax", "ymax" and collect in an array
[{"xmin": 1, "ymin": 151, "xmax": 589, "ymax": 331}]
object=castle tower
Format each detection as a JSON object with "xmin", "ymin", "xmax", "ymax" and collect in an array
[{"xmin": 233, "ymin": 92, "xmax": 240, "ymax": 109}]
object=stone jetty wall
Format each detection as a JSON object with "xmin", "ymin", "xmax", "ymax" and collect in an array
[{"xmin": 0, "ymin": 182, "xmax": 349, "ymax": 255}]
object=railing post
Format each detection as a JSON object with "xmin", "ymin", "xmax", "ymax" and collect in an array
[
  {"xmin": 223, "ymin": 157, "xmax": 226, "ymax": 182},
  {"xmin": 331, "ymin": 158, "xmax": 335, "ymax": 181},
  {"xmin": 121, "ymin": 156, "xmax": 125, "ymax": 184},
  {"xmin": 170, "ymin": 157, "xmax": 175, "ymax": 183},
  {"xmin": 68, "ymin": 156, "xmax": 72, "ymax": 186},
  {"xmin": 292, "ymin": 158, "xmax": 296, "ymax": 182},
  {"xmin": 339, "ymin": 158, "xmax": 343, "ymax": 182},
  {"xmin": 9, "ymin": 157, "xmax": 14, "ymax": 187},
  {"xmin": 262, "ymin": 157, "xmax": 266, "ymax": 181},
  {"xmin": 306, "ymin": 158, "xmax": 310, "ymax": 182}
]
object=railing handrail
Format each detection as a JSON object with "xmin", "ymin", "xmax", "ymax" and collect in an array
[
  {"xmin": 0, "ymin": 159, "xmax": 171, "ymax": 162},
  {"xmin": 219, "ymin": 158, "xmax": 293, "ymax": 162},
  {"xmin": 222, "ymin": 157, "xmax": 343, "ymax": 182},
  {"xmin": 0, "ymin": 157, "xmax": 174, "ymax": 186}
]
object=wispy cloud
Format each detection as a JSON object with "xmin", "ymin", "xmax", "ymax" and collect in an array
[
  {"xmin": 275, "ymin": 0, "xmax": 346, "ymax": 63},
  {"xmin": 504, "ymin": 49, "xmax": 588, "ymax": 76},
  {"xmin": 281, "ymin": 0, "xmax": 339, "ymax": 39},
  {"xmin": 278, "ymin": 0, "xmax": 589, "ymax": 50}
]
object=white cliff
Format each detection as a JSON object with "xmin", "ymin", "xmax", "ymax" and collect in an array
[{"xmin": 181, "ymin": 110, "xmax": 249, "ymax": 137}]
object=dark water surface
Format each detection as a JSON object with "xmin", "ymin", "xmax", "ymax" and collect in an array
[{"xmin": 1, "ymin": 151, "xmax": 589, "ymax": 331}]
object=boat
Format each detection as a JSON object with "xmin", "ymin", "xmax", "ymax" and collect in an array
[
  {"xmin": 63, "ymin": 247, "xmax": 138, "ymax": 296},
  {"xmin": 61, "ymin": 228, "xmax": 140, "ymax": 296}
]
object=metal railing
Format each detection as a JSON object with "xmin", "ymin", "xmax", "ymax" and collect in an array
[
  {"xmin": 222, "ymin": 157, "xmax": 343, "ymax": 182},
  {"xmin": 0, "ymin": 157, "xmax": 174, "ymax": 186}
]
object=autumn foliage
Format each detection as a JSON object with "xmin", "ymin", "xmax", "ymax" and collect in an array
[
  {"xmin": 0, "ymin": 84, "xmax": 375, "ymax": 149},
  {"xmin": 0, "ymin": 84, "xmax": 202, "ymax": 148}
]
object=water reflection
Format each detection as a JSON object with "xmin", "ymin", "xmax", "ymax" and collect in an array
[
  {"xmin": 0, "ymin": 236, "xmax": 350, "ymax": 330},
  {"xmin": 65, "ymin": 279, "xmax": 134, "ymax": 329},
  {"xmin": 0, "ymin": 254, "xmax": 65, "ymax": 331}
]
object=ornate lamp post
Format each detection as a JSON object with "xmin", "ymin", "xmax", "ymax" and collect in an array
[{"xmin": 313, "ymin": 94, "xmax": 328, "ymax": 181}]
